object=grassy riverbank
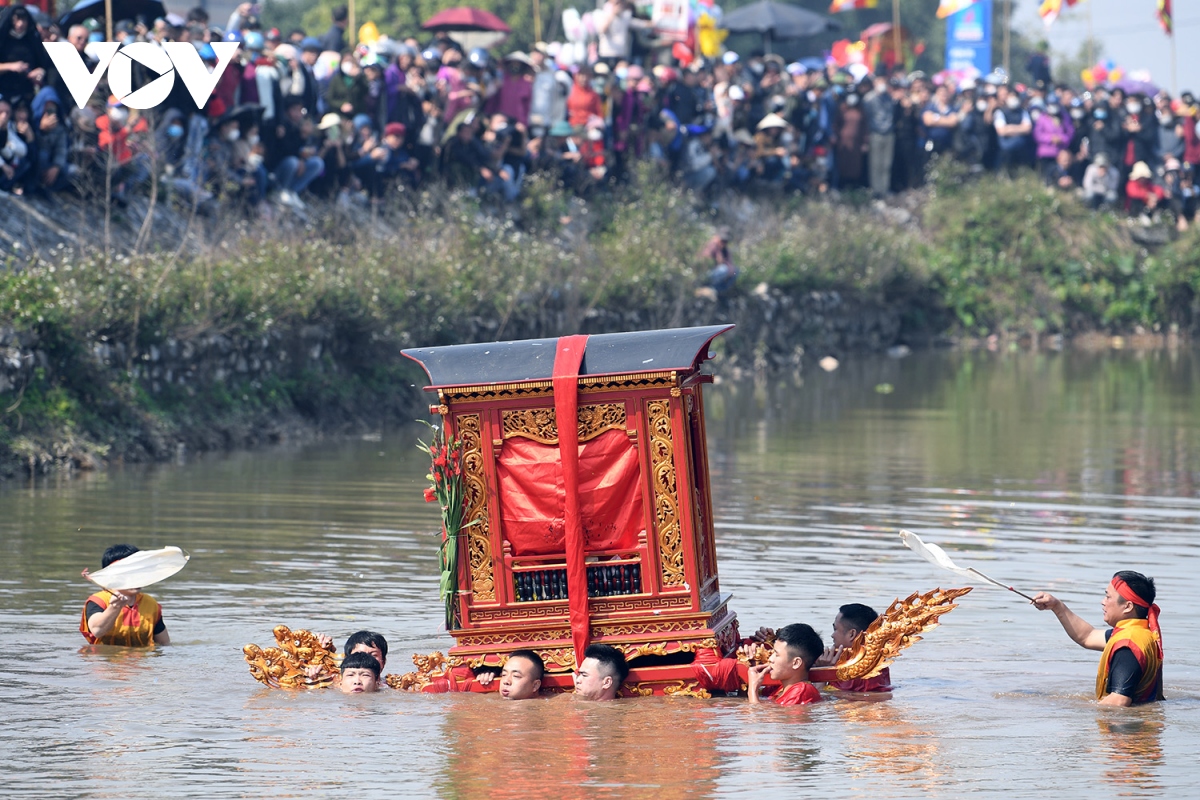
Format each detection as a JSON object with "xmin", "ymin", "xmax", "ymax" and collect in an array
[{"xmin": 2, "ymin": 167, "xmax": 1198, "ymax": 477}]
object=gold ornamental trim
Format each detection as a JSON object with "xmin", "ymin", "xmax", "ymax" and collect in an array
[
  {"xmin": 536, "ymin": 647, "xmax": 577, "ymax": 671},
  {"xmin": 662, "ymin": 681, "xmax": 712, "ymax": 699},
  {"xmin": 455, "ymin": 629, "xmax": 571, "ymax": 647},
  {"xmin": 440, "ymin": 372, "xmax": 679, "ymax": 401},
  {"xmin": 458, "ymin": 414, "xmax": 496, "ymax": 601},
  {"xmin": 388, "ymin": 651, "xmax": 465, "ymax": 692},
  {"xmin": 466, "ymin": 593, "xmax": 692, "ymax": 624},
  {"xmin": 501, "ymin": 403, "xmax": 626, "ymax": 444},
  {"xmin": 647, "ymin": 399, "xmax": 686, "ymax": 586},
  {"xmin": 592, "ymin": 619, "xmax": 706, "ymax": 637}
]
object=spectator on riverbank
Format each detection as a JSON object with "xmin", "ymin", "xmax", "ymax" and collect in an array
[
  {"xmin": 0, "ymin": 5, "xmax": 50, "ymax": 108},
  {"xmin": 266, "ymin": 96, "xmax": 324, "ymax": 209},
  {"xmin": 3, "ymin": 4, "xmax": 1195, "ymax": 233},
  {"xmin": 1083, "ymin": 152, "xmax": 1119, "ymax": 208},
  {"xmin": 0, "ymin": 95, "xmax": 33, "ymax": 194}
]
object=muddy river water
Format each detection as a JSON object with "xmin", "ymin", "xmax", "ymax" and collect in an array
[{"xmin": 2, "ymin": 349, "xmax": 1198, "ymax": 798}]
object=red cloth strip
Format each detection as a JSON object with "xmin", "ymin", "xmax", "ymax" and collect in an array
[
  {"xmin": 1112, "ymin": 577, "xmax": 1163, "ymax": 658},
  {"xmin": 553, "ymin": 334, "xmax": 590, "ymax": 668}
]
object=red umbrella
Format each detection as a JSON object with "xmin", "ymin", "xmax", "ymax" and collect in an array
[{"xmin": 422, "ymin": 7, "xmax": 511, "ymax": 33}]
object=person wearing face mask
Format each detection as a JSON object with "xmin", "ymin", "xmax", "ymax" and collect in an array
[
  {"xmin": 1154, "ymin": 94, "xmax": 1184, "ymax": 163},
  {"xmin": 1033, "ymin": 103, "xmax": 1073, "ymax": 180},
  {"xmin": 1119, "ymin": 94, "xmax": 1158, "ymax": 182},
  {"xmin": 833, "ymin": 87, "xmax": 867, "ymax": 188},
  {"xmin": 993, "ymin": 89, "xmax": 1032, "ymax": 174},
  {"xmin": 326, "ymin": 54, "xmax": 369, "ymax": 117}
]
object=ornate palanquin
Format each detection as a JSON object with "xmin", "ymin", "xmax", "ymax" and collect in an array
[{"xmin": 402, "ymin": 325, "xmax": 739, "ymax": 695}]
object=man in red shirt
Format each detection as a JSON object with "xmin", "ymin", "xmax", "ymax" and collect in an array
[
  {"xmin": 815, "ymin": 603, "xmax": 893, "ymax": 693},
  {"xmin": 747, "ymin": 623, "xmax": 823, "ymax": 706}
]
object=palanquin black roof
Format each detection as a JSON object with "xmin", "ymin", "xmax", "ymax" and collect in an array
[{"xmin": 402, "ymin": 325, "xmax": 735, "ymax": 389}]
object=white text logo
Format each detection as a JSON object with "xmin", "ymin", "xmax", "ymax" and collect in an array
[{"xmin": 44, "ymin": 42, "xmax": 240, "ymax": 110}]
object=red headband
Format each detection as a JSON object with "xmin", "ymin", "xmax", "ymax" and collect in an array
[{"xmin": 1111, "ymin": 576, "xmax": 1162, "ymax": 658}]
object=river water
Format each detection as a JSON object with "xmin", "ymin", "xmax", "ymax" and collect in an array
[{"xmin": 2, "ymin": 349, "xmax": 1198, "ymax": 798}]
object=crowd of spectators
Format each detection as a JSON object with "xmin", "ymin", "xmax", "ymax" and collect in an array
[{"xmin": 0, "ymin": 1, "xmax": 1197, "ymax": 230}]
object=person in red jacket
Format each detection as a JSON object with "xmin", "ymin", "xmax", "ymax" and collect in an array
[
  {"xmin": 566, "ymin": 67, "xmax": 602, "ymax": 127},
  {"xmin": 1125, "ymin": 160, "xmax": 1166, "ymax": 217}
]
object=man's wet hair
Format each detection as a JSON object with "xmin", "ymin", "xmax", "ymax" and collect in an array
[
  {"xmin": 508, "ymin": 649, "xmax": 545, "ymax": 681},
  {"xmin": 838, "ymin": 603, "xmax": 880, "ymax": 635},
  {"xmin": 102, "ymin": 544, "xmax": 140, "ymax": 568},
  {"xmin": 344, "ymin": 631, "xmax": 388, "ymax": 661},
  {"xmin": 332, "ymin": 5, "xmax": 348, "ymax": 22},
  {"xmin": 1114, "ymin": 571, "xmax": 1156, "ymax": 618},
  {"xmin": 583, "ymin": 643, "xmax": 629, "ymax": 686},
  {"xmin": 340, "ymin": 651, "xmax": 381, "ymax": 676},
  {"xmin": 776, "ymin": 623, "xmax": 824, "ymax": 668}
]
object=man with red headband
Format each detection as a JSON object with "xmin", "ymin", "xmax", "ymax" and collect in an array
[{"xmin": 1032, "ymin": 571, "xmax": 1163, "ymax": 706}]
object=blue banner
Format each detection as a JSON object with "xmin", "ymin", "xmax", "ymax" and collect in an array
[{"xmin": 945, "ymin": 0, "xmax": 993, "ymax": 76}]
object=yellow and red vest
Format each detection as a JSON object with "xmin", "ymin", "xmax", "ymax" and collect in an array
[
  {"xmin": 80, "ymin": 591, "xmax": 162, "ymax": 647},
  {"xmin": 1096, "ymin": 618, "xmax": 1163, "ymax": 703}
]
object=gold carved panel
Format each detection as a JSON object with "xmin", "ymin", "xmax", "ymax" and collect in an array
[
  {"xmin": 457, "ymin": 414, "xmax": 496, "ymax": 602},
  {"xmin": 647, "ymin": 399, "xmax": 686, "ymax": 586},
  {"xmin": 501, "ymin": 403, "xmax": 626, "ymax": 444},
  {"xmin": 455, "ymin": 629, "xmax": 571, "ymax": 647}
]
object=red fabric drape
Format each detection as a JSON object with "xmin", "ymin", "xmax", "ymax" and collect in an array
[
  {"xmin": 497, "ymin": 430, "xmax": 645, "ymax": 556},
  {"xmin": 553, "ymin": 335, "xmax": 590, "ymax": 668}
]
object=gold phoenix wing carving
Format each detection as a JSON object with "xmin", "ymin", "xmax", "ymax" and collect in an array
[{"xmin": 741, "ymin": 587, "xmax": 973, "ymax": 682}]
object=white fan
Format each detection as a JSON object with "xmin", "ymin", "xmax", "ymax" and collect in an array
[
  {"xmin": 83, "ymin": 547, "xmax": 190, "ymax": 591},
  {"xmin": 899, "ymin": 530, "xmax": 1033, "ymax": 601}
]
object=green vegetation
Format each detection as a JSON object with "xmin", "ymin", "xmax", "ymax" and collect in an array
[{"xmin": 2, "ymin": 167, "xmax": 1198, "ymax": 476}]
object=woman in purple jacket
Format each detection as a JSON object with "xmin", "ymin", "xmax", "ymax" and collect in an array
[{"xmin": 1034, "ymin": 103, "xmax": 1074, "ymax": 182}]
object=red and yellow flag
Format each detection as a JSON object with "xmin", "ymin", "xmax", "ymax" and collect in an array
[
  {"xmin": 829, "ymin": 0, "xmax": 878, "ymax": 12},
  {"xmin": 937, "ymin": 0, "xmax": 982, "ymax": 18},
  {"xmin": 1038, "ymin": 0, "xmax": 1080, "ymax": 27},
  {"xmin": 1158, "ymin": 0, "xmax": 1173, "ymax": 35}
]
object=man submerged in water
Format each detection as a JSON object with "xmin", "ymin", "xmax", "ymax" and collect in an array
[
  {"xmin": 497, "ymin": 650, "xmax": 544, "ymax": 700},
  {"xmin": 80, "ymin": 544, "xmax": 170, "ymax": 647},
  {"xmin": 747, "ymin": 623, "xmax": 824, "ymax": 706},
  {"xmin": 1032, "ymin": 570, "xmax": 1163, "ymax": 706},
  {"xmin": 573, "ymin": 644, "xmax": 629, "ymax": 701},
  {"xmin": 339, "ymin": 652, "xmax": 382, "ymax": 694},
  {"xmin": 813, "ymin": 603, "xmax": 893, "ymax": 693}
]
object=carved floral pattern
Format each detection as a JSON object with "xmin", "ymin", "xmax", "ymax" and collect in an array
[
  {"xmin": 647, "ymin": 399, "xmax": 686, "ymax": 586},
  {"xmin": 501, "ymin": 403, "xmax": 627, "ymax": 444},
  {"xmin": 457, "ymin": 414, "xmax": 495, "ymax": 602}
]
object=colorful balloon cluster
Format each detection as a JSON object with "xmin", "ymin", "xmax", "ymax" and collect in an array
[{"xmin": 1080, "ymin": 60, "xmax": 1124, "ymax": 89}]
